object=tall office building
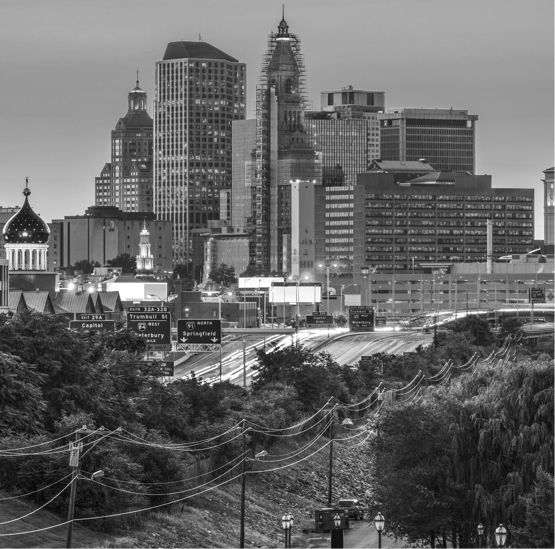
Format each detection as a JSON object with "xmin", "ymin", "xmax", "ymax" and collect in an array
[
  {"xmin": 379, "ymin": 108, "xmax": 478, "ymax": 173},
  {"xmin": 253, "ymin": 15, "xmax": 320, "ymax": 274},
  {"xmin": 95, "ymin": 79, "xmax": 154, "ymax": 212},
  {"xmin": 542, "ymin": 166, "xmax": 554, "ymax": 247},
  {"xmin": 154, "ymin": 41, "xmax": 246, "ymax": 265},
  {"xmin": 306, "ymin": 86, "xmax": 384, "ymax": 187}
]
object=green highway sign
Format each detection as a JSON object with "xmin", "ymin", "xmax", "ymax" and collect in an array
[
  {"xmin": 177, "ymin": 319, "xmax": 221, "ymax": 344},
  {"xmin": 69, "ymin": 320, "xmax": 115, "ymax": 332},
  {"xmin": 127, "ymin": 312, "xmax": 172, "ymax": 351},
  {"xmin": 306, "ymin": 314, "xmax": 334, "ymax": 326},
  {"xmin": 349, "ymin": 306, "xmax": 375, "ymax": 332}
]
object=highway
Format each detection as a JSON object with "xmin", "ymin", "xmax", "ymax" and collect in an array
[{"xmin": 172, "ymin": 328, "xmax": 433, "ymax": 385}]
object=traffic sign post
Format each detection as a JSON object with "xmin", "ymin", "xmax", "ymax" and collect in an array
[
  {"xmin": 529, "ymin": 288, "xmax": 545, "ymax": 303},
  {"xmin": 306, "ymin": 313, "xmax": 334, "ymax": 327},
  {"xmin": 75, "ymin": 313, "xmax": 106, "ymax": 321},
  {"xmin": 69, "ymin": 320, "xmax": 115, "ymax": 333},
  {"xmin": 177, "ymin": 319, "xmax": 222, "ymax": 344},
  {"xmin": 127, "ymin": 312, "xmax": 172, "ymax": 351},
  {"xmin": 349, "ymin": 306, "xmax": 375, "ymax": 332}
]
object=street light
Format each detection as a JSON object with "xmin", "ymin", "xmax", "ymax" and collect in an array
[
  {"xmin": 495, "ymin": 524, "xmax": 507, "ymax": 547},
  {"xmin": 319, "ymin": 263, "xmax": 337, "ymax": 315},
  {"xmin": 281, "ymin": 512, "xmax": 293, "ymax": 548},
  {"xmin": 361, "ymin": 266, "xmax": 376, "ymax": 308},
  {"xmin": 374, "ymin": 512, "xmax": 385, "ymax": 549},
  {"xmin": 477, "ymin": 523, "xmax": 484, "ymax": 548}
]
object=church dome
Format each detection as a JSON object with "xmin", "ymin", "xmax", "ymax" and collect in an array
[{"xmin": 3, "ymin": 186, "xmax": 50, "ymax": 245}]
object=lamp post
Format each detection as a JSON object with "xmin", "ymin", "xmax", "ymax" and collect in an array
[
  {"xmin": 281, "ymin": 512, "xmax": 292, "ymax": 548},
  {"xmin": 477, "ymin": 523, "xmax": 484, "ymax": 549},
  {"xmin": 331, "ymin": 513, "xmax": 343, "ymax": 549},
  {"xmin": 361, "ymin": 266, "xmax": 376, "ymax": 308},
  {"xmin": 319, "ymin": 263, "xmax": 337, "ymax": 315},
  {"xmin": 495, "ymin": 524, "xmax": 507, "ymax": 548},
  {"xmin": 373, "ymin": 512, "xmax": 385, "ymax": 549}
]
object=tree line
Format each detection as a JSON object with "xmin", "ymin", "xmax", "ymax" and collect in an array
[{"xmin": 0, "ymin": 311, "xmax": 552, "ymax": 546}]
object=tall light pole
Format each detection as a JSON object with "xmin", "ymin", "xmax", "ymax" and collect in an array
[
  {"xmin": 361, "ymin": 266, "xmax": 376, "ymax": 308},
  {"xmin": 319, "ymin": 263, "xmax": 337, "ymax": 315}
]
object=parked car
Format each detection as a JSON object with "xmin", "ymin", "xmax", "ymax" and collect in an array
[{"xmin": 335, "ymin": 498, "xmax": 365, "ymax": 520}]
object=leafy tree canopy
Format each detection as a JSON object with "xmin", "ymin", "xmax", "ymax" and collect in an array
[
  {"xmin": 70, "ymin": 259, "xmax": 100, "ymax": 275},
  {"xmin": 210, "ymin": 263, "xmax": 237, "ymax": 287},
  {"xmin": 240, "ymin": 264, "xmax": 266, "ymax": 278},
  {"xmin": 445, "ymin": 314, "xmax": 495, "ymax": 347},
  {"xmin": 107, "ymin": 253, "xmax": 136, "ymax": 273}
]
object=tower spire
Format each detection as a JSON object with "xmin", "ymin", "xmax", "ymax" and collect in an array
[{"xmin": 136, "ymin": 69, "xmax": 139, "ymax": 87}]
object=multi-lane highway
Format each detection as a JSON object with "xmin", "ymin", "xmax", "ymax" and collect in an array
[{"xmin": 172, "ymin": 328, "xmax": 433, "ymax": 385}]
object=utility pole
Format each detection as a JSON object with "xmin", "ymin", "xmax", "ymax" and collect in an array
[
  {"xmin": 327, "ymin": 407, "xmax": 334, "ymax": 506},
  {"xmin": 66, "ymin": 425, "xmax": 90, "ymax": 548},
  {"xmin": 239, "ymin": 419, "xmax": 247, "ymax": 548}
]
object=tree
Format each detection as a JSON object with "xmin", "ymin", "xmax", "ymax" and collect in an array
[
  {"xmin": 368, "ymin": 399, "xmax": 459, "ymax": 547},
  {"xmin": 107, "ymin": 253, "xmax": 136, "ymax": 273},
  {"xmin": 445, "ymin": 314, "xmax": 495, "ymax": 347},
  {"xmin": 499, "ymin": 316, "xmax": 525, "ymax": 341},
  {"xmin": 251, "ymin": 345, "xmax": 350, "ymax": 411},
  {"xmin": 210, "ymin": 263, "xmax": 237, "ymax": 287},
  {"xmin": 0, "ymin": 352, "xmax": 46, "ymax": 434},
  {"xmin": 511, "ymin": 467, "xmax": 554, "ymax": 548},
  {"xmin": 240, "ymin": 264, "xmax": 266, "ymax": 277},
  {"xmin": 71, "ymin": 259, "xmax": 100, "ymax": 275}
]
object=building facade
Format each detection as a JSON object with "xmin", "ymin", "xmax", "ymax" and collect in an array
[
  {"xmin": 542, "ymin": 166, "xmax": 554, "ymax": 247},
  {"xmin": 154, "ymin": 41, "xmax": 246, "ymax": 265},
  {"xmin": 379, "ymin": 108, "xmax": 478, "ymax": 173},
  {"xmin": 49, "ymin": 206, "xmax": 173, "ymax": 272},
  {"xmin": 354, "ymin": 172, "xmax": 534, "ymax": 274},
  {"xmin": 253, "ymin": 15, "xmax": 320, "ymax": 274},
  {"xmin": 306, "ymin": 86, "xmax": 384, "ymax": 187},
  {"xmin": 95, "ymin": 79, "xmax": 154, "ymax": 212}
]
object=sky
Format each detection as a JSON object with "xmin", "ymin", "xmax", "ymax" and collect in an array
[{"xmin": 1, "ymin": 0, "xmax": 553, "ymax": 239}]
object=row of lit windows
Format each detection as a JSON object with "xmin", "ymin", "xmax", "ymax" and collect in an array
[
  {"xmin": 325, "ymin": 220, "xmax": 353, "ymax": 226},
  {"xmin": 325, "ymin": 212, "xmax": 353, "ymax": 217},
  {"xmin": 364, "ymin": 193, "xmax": 530, "ymax": 203}
]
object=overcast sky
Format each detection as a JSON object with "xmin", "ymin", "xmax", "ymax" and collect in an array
[{"xmin": 1, "ymin": 0, "xmax": 553, "ymax": 239}]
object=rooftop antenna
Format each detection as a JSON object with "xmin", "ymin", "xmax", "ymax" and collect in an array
[{"xmin": 199, "ymin": 34, "xmax": 202, "ymax": 41}]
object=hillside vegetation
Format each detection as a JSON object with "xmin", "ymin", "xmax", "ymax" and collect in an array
[{"xmin": 0, "ymin": 311, "xmax": 552, "ymax": 548}]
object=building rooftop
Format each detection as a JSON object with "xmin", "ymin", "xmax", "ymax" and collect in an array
[
  {"xmin": 162, "ymin": 41, "xmax": 238, "ymax": 62},
  {"xmin": 369, "ymin": 159, "xmax": 435, "ymax": 173}
]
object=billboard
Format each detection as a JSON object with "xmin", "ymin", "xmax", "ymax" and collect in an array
[{"xmin": 268, "ymin": 283, "xmax": 322, "ymax": 304}]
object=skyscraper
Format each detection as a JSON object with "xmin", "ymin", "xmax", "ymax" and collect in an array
[
  {"xmin": 379, "ymin": 108, "xmax": 478, "ymax": 173},
  {"xmin": 95, "ymin": 79, "xmax": 154, "ymax": 212},
  {"xmin": 154, "ymin": 41, "xmax": 246, "ymax": 265},
  {"xmin": 306, "ymin": 86, "xmax": 385, "ymax": 186},
  {"xmin": 253, "ymin": 15, "xmax": 320, "ymax": 274}
]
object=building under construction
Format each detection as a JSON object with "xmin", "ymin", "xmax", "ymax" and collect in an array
[{"xmin": 253, "ymin": 14, "xmax": 320, "ymax": 274}]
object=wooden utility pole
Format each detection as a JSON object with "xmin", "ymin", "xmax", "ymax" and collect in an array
[
  {"xmin": 66, "ymin": 425, "xmax": 90, "ymax": 548},
  {"xmin": 239, "ymin": 419, "xmax": 246, "ymax": 548},
  {"xmin": 327, "ymin": 409, "xmax": 334, "ymax": 507}
]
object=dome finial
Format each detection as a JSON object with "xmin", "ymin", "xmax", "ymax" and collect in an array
[
  {"xmin": 136, "ymin": 68, "xmax": 139, "ymax": 88},
  {"xmin": 277, "ymin": 8, "xmax": 289, "ymax": 38},
  {"xmin": 24, "ymin": 177, "xmax": 30, "ymax": 197}
]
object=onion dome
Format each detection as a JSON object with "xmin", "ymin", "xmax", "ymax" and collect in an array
[{"xmin": 3, "ymin": 185, "xmax": 50, "ymax": 244}]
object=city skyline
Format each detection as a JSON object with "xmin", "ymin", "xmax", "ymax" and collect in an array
[{"xmin": 1, "ymin": 0, "xmax": 553, "ymax": 240}]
